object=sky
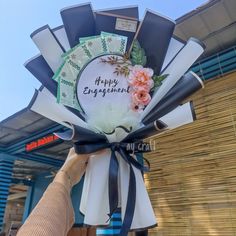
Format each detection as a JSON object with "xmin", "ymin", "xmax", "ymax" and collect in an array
[{"xmin": 0, "ymin": 0, "xmax": 208, "ymax": 121}]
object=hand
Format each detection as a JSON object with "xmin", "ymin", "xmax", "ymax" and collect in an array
[{"xmin": 54, "ymin": 148, "xmax": 90, "ymax": 190}]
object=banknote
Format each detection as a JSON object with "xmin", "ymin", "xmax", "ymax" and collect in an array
[
  {"xmin": 57, "ymin": 78, "xmax": 82, "ymax": 111},
  {"xmin": 101, "ymin": 31, "xmax": 128, "ymax": 54},
  {"xmin": 80, "ymin": 35, "xmax": 108, "ymax": 57},
  {"xmin": 52, "ymin": 60, "xmax": 80, "ymax": 83},
  {"xmin": 62, "ymin": 42, "xmax": 92, "ymax": 66}
]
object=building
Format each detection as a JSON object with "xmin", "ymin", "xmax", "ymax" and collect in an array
[{"xmin": 1, "ymin": 0, "xmax": 236, "ymax": 235}]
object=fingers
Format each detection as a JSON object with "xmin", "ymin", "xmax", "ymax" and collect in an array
[
  {"xmin": 66, "ymin": 147, "xmax": 89, "ymax": 164},
  {"xmin": 66, "ymin": 147, "xmax": 108, "ymax": 163},
  {"xmin": 89, "ymin": 149, "xmax": 109, "ymax": 158},
  {"xmin": 59, "ymin": 148, "xmax": 107, "ymax": 187},
  {"xmin": 68, "ymin": 147, "xmax": 75, "ymax": 156}
]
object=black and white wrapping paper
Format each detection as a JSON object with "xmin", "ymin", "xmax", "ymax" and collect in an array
[
  {"xmin": 141, "ymin": 38, "xmax": 205, "ymax": 119},
  {"xmin": 31, "ymin": 25, "xmax": 65, "ymax": 72},
  {"xmin": 143, "ymin": 71, "xmax": 204, "ymax": 124}
]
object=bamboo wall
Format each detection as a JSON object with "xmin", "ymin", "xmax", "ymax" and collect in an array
[{"xmin": 145, "ymin": 72, "xmax": 236, "ymax": 236}]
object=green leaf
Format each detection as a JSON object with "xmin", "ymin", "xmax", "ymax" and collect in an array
[
  {"xmin": 130, "ymin": 40, "xmax": 147, "ymax": 66},
  {"xmin": 151, "ymin": 74, "xmax": 169, "ymax": 91}
]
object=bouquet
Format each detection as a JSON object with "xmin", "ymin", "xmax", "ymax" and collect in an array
[{"xmin": 25, "ymin": 4, "xmax": 205, "ymax": 235}]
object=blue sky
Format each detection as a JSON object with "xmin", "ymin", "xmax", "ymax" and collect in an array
[{"xmin": 0, "ymin": 0, "xmax": 207, "ymax": 121}]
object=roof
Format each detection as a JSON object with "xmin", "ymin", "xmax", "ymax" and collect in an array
[
  {"xmin": 0, "ymin": 91, "xmax": 72, "ymax": 181},
  {"xmin": 175, "ymin": 0, "xmax": 236, "ymax": 58},
  {"xmin": 0, "ymin": 108, "xmax": 54, "ymax": 148}
]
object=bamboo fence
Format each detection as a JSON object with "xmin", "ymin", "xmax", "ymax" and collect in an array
[{"xmin": 145, "ymin": 72, "xmax": 236, "ymax": 236}]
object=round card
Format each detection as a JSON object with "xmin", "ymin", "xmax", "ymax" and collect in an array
[{"xmin": 76, "ymin": 54, "xmax": 131, "ymax": 116}]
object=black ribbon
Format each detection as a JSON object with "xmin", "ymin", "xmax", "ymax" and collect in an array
[{"xmin": 74, "ymin": 141, "xmax": 151, "ymax": 236}]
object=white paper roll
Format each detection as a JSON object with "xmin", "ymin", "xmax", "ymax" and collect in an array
[
  {"xmin": 141, "ymin": 38, "xmax": 204, "ymax": 119},
  {"xmin": 30, "ymin": 88, "xmax": 88, "ymax": 129},
  {"xmin": 52, "ymin": 26, "xmax": 71, "ymax": 52},
  {"xmin": 161, "ymin": 37, "xmax": 185, "ymax": 71},
  {"xmin": 31, "ymin": 25, "xmax": 64, "ymax": 72},
  {"xmin": 159, "ymin": 102, "xmax": 195, "ymax": 129}
]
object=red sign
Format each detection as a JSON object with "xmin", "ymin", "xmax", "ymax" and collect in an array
[{"xmin": 25, "ymin": 134, "xmax": 60, "ymax": 152}]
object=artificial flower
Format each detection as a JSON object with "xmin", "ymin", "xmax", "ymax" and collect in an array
[
  {"xmin": 128, "ymin": 65, "xmax": 154, "ymax": 91},
  {"xmin": 131, "ymin": 102, "xmax": 144, "ymax": 113},
  {"xmin": 131, "ymin": 89, "xmax": 152, "ymax": 106}
]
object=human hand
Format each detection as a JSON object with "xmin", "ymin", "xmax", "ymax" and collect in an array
[
  {"xmin": 54, "ymin": 147, "xmax": 106, "ymax": 191},
  {"xmin": 54, "ymin": 148, "xmax": 90, "ymax": 190}
]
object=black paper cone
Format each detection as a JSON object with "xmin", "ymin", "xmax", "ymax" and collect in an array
[
  {"xmin": 25, "ymin": 55, "xmax": 57, "ymax": 96},
  {"xmin": 95, "ymin": 12, "xmax": 139, "ymax": 51},
  {"xmin": 60, "ymin": 3, "xmax": 95, "ymax": 47},
  {"xmin": 98, "ymin": 6, "xmax": 139, "ymax": 18},
  {"xmin": 55, "ymin": 124, "xmax": 107, "ymax": 143},
  {"xmin": 142, "ymin": 71, "xmax": 203, "ymax": 125},
  {"xmin": 136, "ymin": 10, "xmax": 175, "ymax": 75},
  {"xmin": 124, "ymin": 120, "xmax": 167, "ymax": 142}
]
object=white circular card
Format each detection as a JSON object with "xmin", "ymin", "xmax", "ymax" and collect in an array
[{"xmin": 76, "ymin": 54, "xmax": 131, "ymax": 116}]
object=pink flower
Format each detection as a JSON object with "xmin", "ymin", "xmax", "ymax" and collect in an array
[
  {"xmin": 131, "ymin": 89, "xmax": 151, "ymax": 106},
  {"xmin": 128, "ymin": 65, "xmax": 154, "ymax": 91},
  {"xmin": 131, "ymin": 65, "xmax": 154, "ymax": 78},
  {"xmin": 131, "ymin": 102, "xmax": 144, "ymax": 113}
]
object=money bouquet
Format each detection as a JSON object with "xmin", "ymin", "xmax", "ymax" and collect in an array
[{"xmin": 25, "ymin": 4, "xmax": 205, "ymax": 235}]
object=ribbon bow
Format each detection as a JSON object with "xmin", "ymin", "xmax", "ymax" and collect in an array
[{"xmin": 74, "ymin": 141, "xmax": 151, "ymax": 236}]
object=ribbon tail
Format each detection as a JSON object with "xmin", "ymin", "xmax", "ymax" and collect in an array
[
  {"xmin": 108, "ymin": 149, "xmax": 119, "ymax": 219},
  {"xmin": 119, "ymin": 164, "xmax": 136, "ymax": 236}
]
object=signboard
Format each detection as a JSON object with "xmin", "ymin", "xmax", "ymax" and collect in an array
[{"xmin": 25, "ymin": 134, "xmax": 60, "ymax": 152}]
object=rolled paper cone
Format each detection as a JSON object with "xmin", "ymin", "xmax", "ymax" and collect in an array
[
  {"xmin": 31, "ymin": 25, "xmax": 65, "ymax": 72},
  {"xmin": 159, "ymin": 101, "xmax": 196, "ymax": 130},
  {"xmin": 24, "ymin": 55, "xmax": 57, "ymax": 96},
  {"xmin": 52, "ymin": 25, "xmax": 71, "ymax": 52},
  {"xmin": 142, "ymin": 71, "xmax": 204, "ymax": 125},
  {"xmin": 161, "ymin": 36, "xmax": 185, "ymax": 71},
  {"xmin": 30, "ymin": 89, "xmax": 89, "ymax": 129},
  {"xmin": 98, "ymin": 6, "xmax": 139, "ymax": 18},
  {"xmin": 95, "ymin": 12, "xmax": 138, "ymax": 51},
  {"xmin": 55, "ymin": 124, "xmax": 106, "ymax": 143},
  {"xmin": 60, "ymin": 3, "xmax": 95, "ymax": 47},
  {"xmin": 136, "ymin": 10, "xmax": 176, "ymax": 75},
  {"xmin": 141, "ymin": 37, "xmax": 205, "ymax": 119},
  {"xmin": 123, "ymin": 120, "xmax": 167, "ymax": 142}
]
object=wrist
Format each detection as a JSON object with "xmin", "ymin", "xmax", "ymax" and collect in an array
[{"xmin": 54, "ymin": 170, "xmax": 72, "ymax": 192}]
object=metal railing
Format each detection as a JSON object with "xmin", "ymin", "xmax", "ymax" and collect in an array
[{"xmin": 191, "ymin": 46, "xmax": 236, "ymax": 81}]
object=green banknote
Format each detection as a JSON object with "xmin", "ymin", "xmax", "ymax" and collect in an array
[
  {"xmin": 62, "ymin": 42, "xmax": 92, "ymax": 66},
  {"xmin": 57, "ymin": 78, "xmax": 82, "ymax": 111},
  {"xmin": 101, "ymin": 32, "xmax": 127, "ymax": 54},
  {"xmin": 80, "ymin": 35, "xmax": 108, "ymax": 57},
  {"xmin": 52, "ymin": 60, "xmax": 80, "ymax": 83}
]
